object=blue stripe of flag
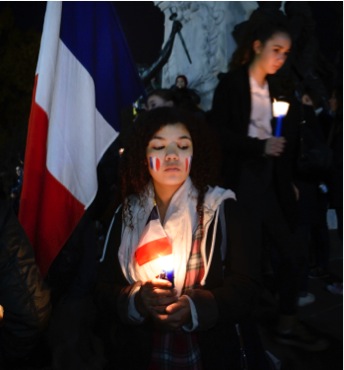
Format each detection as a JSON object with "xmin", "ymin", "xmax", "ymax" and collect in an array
[{"xmin": 60, "ymin": 1, "xmax": 144, "ymax": 132}]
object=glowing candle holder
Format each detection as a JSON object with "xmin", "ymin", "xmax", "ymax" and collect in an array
[
  {"xmin": 0, "ymin": 305, "xmax": 4, "ymax": 326},
  {"xmin": 272, "ymin": 100, "xmax": 290, "ymax": 137},
  {"xmin": 159, "ymin": 270, "xmax": 175, "ymax": 287},
  {"xmin": 158, "ymin": 255, "xmax": 174, "ymax": 288}
]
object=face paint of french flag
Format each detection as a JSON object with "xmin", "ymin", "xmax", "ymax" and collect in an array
[
  {"xmin": 149, "ymin": 156, "xmax": 161, "ymax": 172},
  {"xmin": 185, "ymin": 156, "xmax": 192, "ymax": 172}
]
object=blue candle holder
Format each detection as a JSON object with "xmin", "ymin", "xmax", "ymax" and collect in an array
[
  {"xmin": 275, "ymin": 115, "xmax": 283, "ymax": 137},
  {"xmin": 159, "ymin": 269, "xmax": 175, "ymax": 288}
]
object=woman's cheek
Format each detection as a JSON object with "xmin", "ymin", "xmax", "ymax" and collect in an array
[
  {"xmin": 185, "ymin": 156, "xmax": 192, "ymax": 173},
  {"xmin": 149, "ymin": 156, "xmax": 161, "ymax": 172},
  {"xmin": 148, "ymin": 154, "xmax": 192, "ymax": 173}
]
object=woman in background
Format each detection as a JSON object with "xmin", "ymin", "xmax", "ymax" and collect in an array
[{"xmin": 211, "ymin": 10, "xmax": 328, "ymax": 352}]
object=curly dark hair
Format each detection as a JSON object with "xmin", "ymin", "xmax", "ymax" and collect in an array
[{"xmin": 119, "ymin": 107, "xmax": 220, "ymax": 221}]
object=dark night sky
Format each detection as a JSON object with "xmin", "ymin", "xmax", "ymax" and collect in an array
[
  {"xmin": 0, "ymin": 1, "xmax": 165, "ymax": 66},
  {"xmin": 0, "ymin": 1, "xmax": 342, "ymax": 72}
]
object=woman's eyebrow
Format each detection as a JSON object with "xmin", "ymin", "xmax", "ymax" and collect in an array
[
  {"xmin": 150, "ymin": 135, "xmax": 166, "ymax": 141},
  {"xmin": 178, "ymin": 135, "xmax": 192, "ymax": 140}
]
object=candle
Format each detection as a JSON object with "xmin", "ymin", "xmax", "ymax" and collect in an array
[
  {"xmin": 272, "ymin": 100, "xmax": 290, "ymax": 137},
  {"xmin": 159, "ymin": 270, "xmax": 175, "ymax": 287},
  {"xmin": 275, "ymin": 116, "xmax": 283, "ymax": 137},
  {"xmin": 158, "ymin": 255, "xmax": 174, "ymax": 287},
  {"xmin": 0, "ymin": 305, "xmax": 4, "ymax": 325}
]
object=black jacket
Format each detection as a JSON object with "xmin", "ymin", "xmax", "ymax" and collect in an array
[
  {"xmin": 0, "ymin": 200, "xmax": 51, "ymax": 362},
  {"xmin": 210, "ymin": 65, "xmax": 301, "ymax": 228},
  {"xmin": 94, "ymin": 198, "xmax": 263, "ymax": 369}
]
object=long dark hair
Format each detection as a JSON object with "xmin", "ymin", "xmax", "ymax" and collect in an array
[
  {"xmin": 230, "ymin": 11, "xmax": 291, "ymax": 71},
  {"xmin": 120, "ymin": 107, "xmax": 220, "ymax": 220}
]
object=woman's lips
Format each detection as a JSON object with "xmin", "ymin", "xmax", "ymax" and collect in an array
[{"xmin": 164, "ymin": 166, "xmax": 180, "ymax": 172}]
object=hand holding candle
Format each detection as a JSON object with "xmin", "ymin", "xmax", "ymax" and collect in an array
[
  {"xmin": 137, "ymin": 278, "xmax": 177, "ymax": 317},
  {"xmin": 264, "ymin": 136, "xmax": 286, "ymax": 157},
  {"xmin": 272, "ymin": 100, "xmax": 290, "ymax": 137}
]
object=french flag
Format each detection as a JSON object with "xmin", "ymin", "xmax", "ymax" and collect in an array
[
  {"xmin": 19, "ymin": 2, "xmax": 144, "ymax": 277},
  {"xmin": 135, "ymin": 206, "xmax": 173, "ymax": 266}
]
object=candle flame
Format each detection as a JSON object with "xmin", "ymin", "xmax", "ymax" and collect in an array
[
  {"xmin": 272, "ymin": 100, "xmax": 290, "ymax": 117},
  {"xmin": 158, "ymin": 254, "xmax": 174, "ymax": 272}
]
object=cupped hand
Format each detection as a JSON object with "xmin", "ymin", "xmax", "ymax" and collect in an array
[
  {"xmin": 138, "ymin": 278, "xmax": 178, "ymax": 314},
  {"xmin": 152, "ymin": 295, "xmax": 191, "ymax": 330}
]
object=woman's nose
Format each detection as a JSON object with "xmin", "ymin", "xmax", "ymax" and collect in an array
[{"xmin": 165, "ymin": 146, "xmax": 179, "ymax": 160}]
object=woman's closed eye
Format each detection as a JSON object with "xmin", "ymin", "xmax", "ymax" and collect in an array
[
  {"xmin": 151, "ymin": 142, "xmax": 191, "ymax": 151},
  {"xmin": 151, "ymin": 140, "xmax": 191, "ymax": 150}
]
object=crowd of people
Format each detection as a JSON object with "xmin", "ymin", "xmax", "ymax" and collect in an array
[{"xmin": 0, "ymin": 5, "xmax": 342, "ymax": 370}]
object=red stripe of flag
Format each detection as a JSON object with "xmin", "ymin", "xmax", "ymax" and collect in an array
[
  {"xmin": 135, "ymin": 237, "xmax": 172, "ymax": 266},
  {"xmin": 18, "ymin": 2, "xmax": 144, "ymax": 278},
  {"xmin": 19, "ymin": 76, "xmax": 85, "ymax": 276}
]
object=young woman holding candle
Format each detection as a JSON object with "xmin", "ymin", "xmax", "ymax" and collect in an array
[
  {"xmin": 210, "ymin": 10, "xmax": 328, "ymax": 351},
  {"xmin": 94, "ymin": 107, "xmax": 264, "ymax": 369}
]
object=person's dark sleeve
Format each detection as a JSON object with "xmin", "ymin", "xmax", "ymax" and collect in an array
[
  {"xmin": 215, "ymin": 199, "xmax": 262, "ymax": 321},
  {"xmin": 0, "ymin": 200, "xmax": 51, "ymax": 360},
  {"xmin": 94, "ymin": 211, "xmax": 140, "ymax": 325},
  {"xmin": 184, "ymin": 199, "xmax": 262, "ymax": 330}
]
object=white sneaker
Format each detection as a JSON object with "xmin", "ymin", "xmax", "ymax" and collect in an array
[{"xmin": 298, "ymin": 292, "xmax": 315, "ymax": 307}]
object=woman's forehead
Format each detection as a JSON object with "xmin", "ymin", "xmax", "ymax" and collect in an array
[
  {"xmin": 151, "ymin": 123, "xmax": 191, "ymax": 139},
  {"xmin": 267, "ymin": 32, "xmax": 291, "ymax": 45}
]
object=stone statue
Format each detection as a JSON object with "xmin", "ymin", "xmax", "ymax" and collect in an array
[
  {"xmin": 140, "ymin": 18, "xmax": 183, "ymax": 88},
  {"xmin": 154, "ymin": 1, "xmax": 257, "ymax": 110}
]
